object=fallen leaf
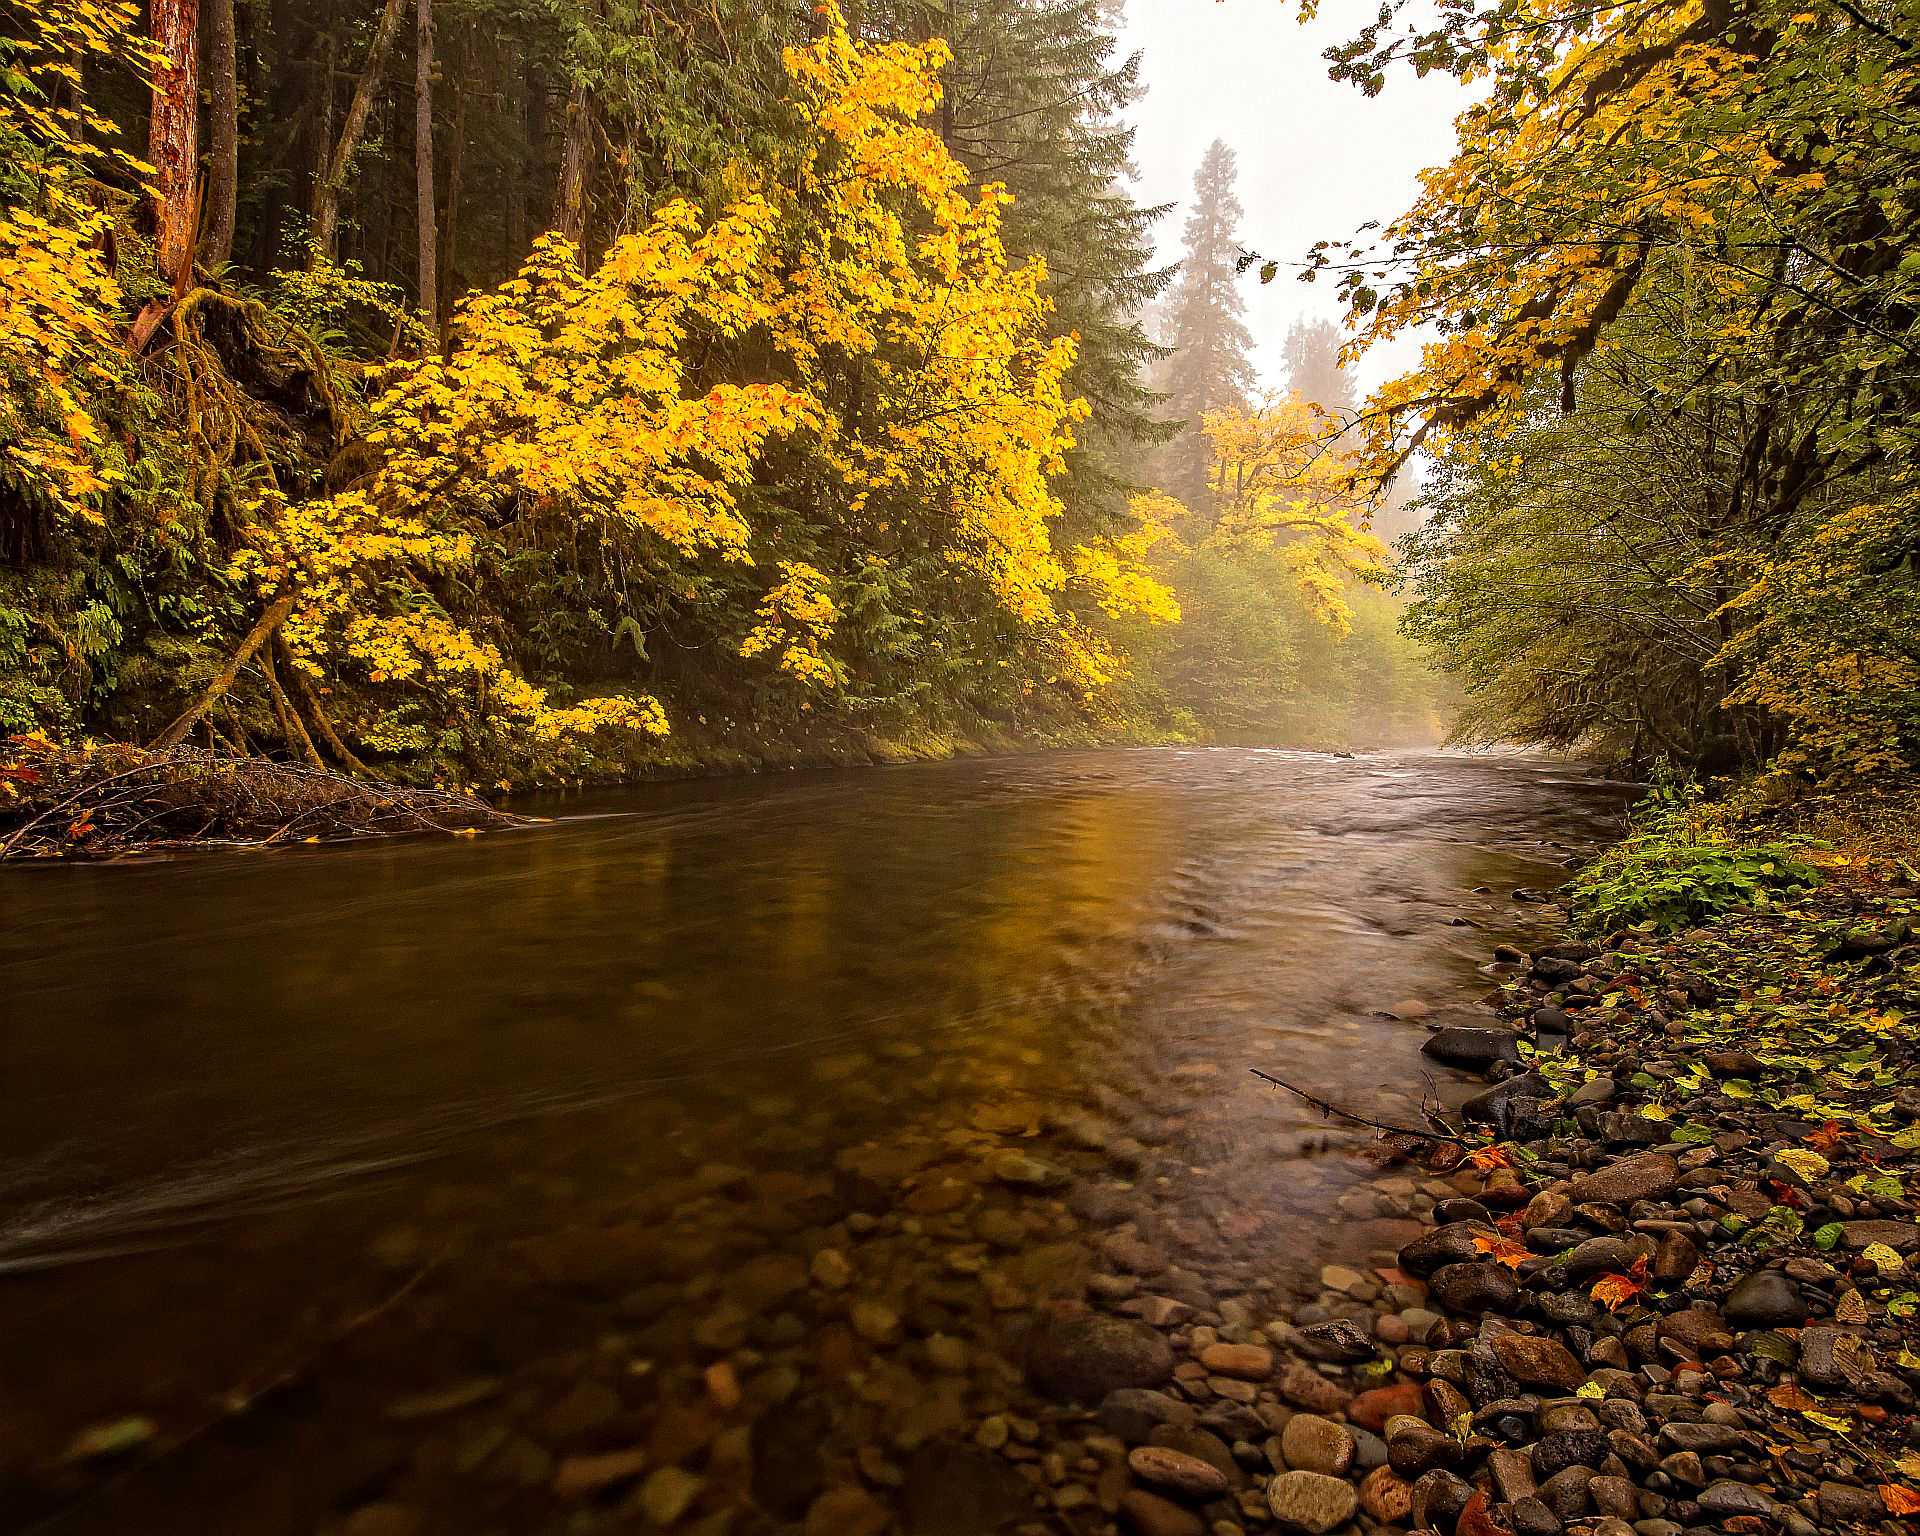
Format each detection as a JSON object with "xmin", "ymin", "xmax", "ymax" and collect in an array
[
  {"xmin": 1879, "ymin": 1486, "xmax": 1920, "ymax": 1517},
  {"xmin": 1473, "ymin": 1234, "xmax": 1530, "ymax": 1272}
]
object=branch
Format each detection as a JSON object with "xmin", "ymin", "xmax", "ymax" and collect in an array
[{"xmin": 1249, "ymin": 1067, "xmax": 1467, "ymax": 1144}]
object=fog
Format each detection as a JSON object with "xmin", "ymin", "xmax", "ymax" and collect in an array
[{"xmin": 1116, "ymin": 0, "xmax": 1474, "ymax": 395}]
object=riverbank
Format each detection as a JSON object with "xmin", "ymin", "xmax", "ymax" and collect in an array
[{"xmin": 1359, "ymin": 822, "xmax": 1918, "ymax": 1536}]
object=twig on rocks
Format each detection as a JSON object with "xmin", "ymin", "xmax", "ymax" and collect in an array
[{"xmin": 1249, "ymin": 1066, "xmax": 1469, "ymax": 1145}]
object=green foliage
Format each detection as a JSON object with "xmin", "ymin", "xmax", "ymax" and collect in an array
[{"xmin": 1567, "ymin": 769, "xmax": 1823, "ymax": 934}]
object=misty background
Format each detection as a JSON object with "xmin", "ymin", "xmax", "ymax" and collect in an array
[{"xmin": 1116, "ymin": 0, "xmax": 1472, "ymax": 394}]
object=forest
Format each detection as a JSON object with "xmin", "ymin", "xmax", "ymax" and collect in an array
[{"xmin": 2, "ymin": 0, "xmax": 1916, "ymax": 803}]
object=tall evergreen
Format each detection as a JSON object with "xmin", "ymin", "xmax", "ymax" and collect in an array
[
  {"xmin": 857, "ymin": 0, "xmax": 1175, "ymax": 527},
  {"xmin": 1283, "ymin": 317, "xmax": 1354, "ymax": 414},
  {"xmin": 1158, "ymin": 139, "xmax": 1257, "ymax": 507}
]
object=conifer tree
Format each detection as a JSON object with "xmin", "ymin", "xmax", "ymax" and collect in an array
[
  {"xmin": 857, "ymin": 0, "xmax": 1174, "ymax": 527},
  {"xmin": 1158, "ymin": 139, "xmax": 1256, "ymax": 508},
  {"xmin": 1282, "ymin": 317, "xmax": 1353, "ymax": 414}
]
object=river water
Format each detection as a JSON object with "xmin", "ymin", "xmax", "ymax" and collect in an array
[{"xmin": 0, "ymin": 748, "xmax": 1631, "ymax": 1534}]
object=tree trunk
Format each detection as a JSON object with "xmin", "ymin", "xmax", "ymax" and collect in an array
[
  {"xmin": 413, "ymin": 0, "xmax": 437, "ymax": 325},
  {"xmin": 552, "ymin": 72, "xmax": 591, "ymax": 246},
  {"xmin": 148, "ymin": 0, "xmax": 201, "ymax": 283},
  {"xmin": 310, "ymin": 0, "xmax": 407, "ymax": 267},
  {"xmin": 151, "ymin": 588, "xmax": 299, "ymax": 751},
  {"xmin": 517, "ymin": 64, "xmax": 547, "ymax": 262},
  {"xmin": 436, "ymin": 24, "xmax": 466, "ymax": 336},
  {"xmin": 202, "ymin": 0, "xmax": 239, "ymax": 268}
]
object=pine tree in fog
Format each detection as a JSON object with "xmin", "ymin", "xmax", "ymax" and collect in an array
[
  {"xmin": 1158, "ymin": 139, "xmax": 1257, "ymax": 506},
  {"xmin": 1283, "ymin": 317, "xmax": 1355, "ymax": 414}
]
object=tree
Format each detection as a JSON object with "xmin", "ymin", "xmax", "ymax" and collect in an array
[
  {"xmin": 202, "ymin": 0, "xmax": 240, "ymax": 268},
  {"xmin": 147, "ymin": 0, "xmax": 199, "ymax": 282},
  {"xmin": 1282, "ymin": 317, "xmax": 1352, "ymax": 415},
  {"xmin": 310, "ymin": 0, "xmax": 408, "ymax": 266},
  {"xmin": 856, "ymin": 0, "xmax": 1176, "ymax": 528},
  {"xmin": 1322, "ymin": 0, "xmax": 1920, "ymax": 777},
  {"xmin": 1157, "ymin": 139, "xmax": 1256, "ymax": 507},
  {"xmin": 414, "ymin": 0, "xmax": 436, "ymax": 321}
]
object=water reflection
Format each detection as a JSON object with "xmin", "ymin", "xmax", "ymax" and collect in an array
[{"xmin": 0, "ymin": 748, "xmax": 1630, "ymax": 1533}]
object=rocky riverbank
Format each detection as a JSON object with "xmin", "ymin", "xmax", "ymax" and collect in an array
[{"xmin": 998, "ymin": 842, "xmax": 1920, "ymax": 1536}]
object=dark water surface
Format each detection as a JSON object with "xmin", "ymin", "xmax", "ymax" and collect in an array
[{"xmin": 0, "ymin": 748, "xmax": 1631, "ymax": 1534}]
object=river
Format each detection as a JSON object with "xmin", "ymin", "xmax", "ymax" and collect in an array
[{"xmin": 0, "ymin": 747, "xmax": 1632, "ymax": 1534}]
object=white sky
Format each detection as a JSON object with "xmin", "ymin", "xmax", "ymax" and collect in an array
[{"xmin": 1114, "ymin": 0, "xmax": 1473, "ymax": 395}]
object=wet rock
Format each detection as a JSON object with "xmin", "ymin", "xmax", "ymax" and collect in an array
[
  {"xmin": 1488, "ymin": 1448, "xmax": 1536, "ymax": 1503},
  {"xmin": 1387, "ymin": 1421, "xmax": 1461, "ymax": 1477},
  {"xmin": 1461, "ymin": 1074, "xmax": 1556, "ymax": 1129},
  {"xmin": 1199, "ymin": 1342, "xmax": 1273, "ymax": 1379},
  {"xmin": 1150, "ymin": 1430, "xmax": 1231, "ymax": 1489},
  {"xmin": 1795, "ymin": 1327, "xmax": 1868, "ymax": 1390},
  {"xmin": 1265, "ymin": 1471, "xmax": 1359, "ymax": 1533},
  {"xmin": 1490, "ymin": 1335, "xmax": 1587, "ymax": 1393},
  {"xmin": 1104, "ymin": 1233, "xmax": 1172, "ymax": 1274},
  {"xmin": 1589, "ymin": 1475, "xmax": 1639, "ymax": 1520},
  {"xmin": 988, "ymin": 1150, "xmax": 1068, "ymax": 1190},
  {"xmin": 1696, "ymin": 1482, "xmax": 1776, "ymax": 1522},
  {"xmin": 1422, "ymin": 1027, "xmax": 1522, "ymax": 1071},
  {"xmin": 1656, "ymin": 1423, "xmax": 1749, "ymax": 1457},
  {"xmin": 851, "ymin": 1299, "xmax": 900, "ymax": 1344},
  {"xmin": 1653, "ymin": 1229, "xmax": 1699, "ymax": 1282},
  {"xmin": 1288, "ymin": 1320, "xmax": 1375, "ymax": 1363},
  {"xmin": 1427, "ymin": 1261, "xmax": 1519, "ymax": 1316},
  {"xmin": 540, "ymin": 1380, "xmax": 624, "ymax": 1443},
  {"xmin": 1722, "ymin": 1270, "xmax": 1806, "ymax": 1328},
  {"xmin": 1702, "ymin": 1051, "xmax": 1763, "ymax": 1080},
  {"xmin": 1400, "ymin": 1222, "xmax": 1500, "ymax": 1276},
  {"xmin": 810, "ymin": 1248, "xmax": 853, "ymax": 1290},
  {"xmin": 1513, "ymin": 1496, "xmax": 1561, "ymax": 1536},
  {"xmin": 1568, "ymin": 1153, "xmax": 1679, "ymax": 1205},
  {"xmin": 1839, "ymin": 1219, "xmax": 1919, "ymax": 1253},
  {"xmin": 1349, "ymin": 1466, "xmax": 1408, "ymax": 1523},
  {"xmin": 900, "ymin": 1440, "xmax": 1029, "ymax": 1536},
  {"xmin": 1348, "ymin": 1382, "xmax": 1425, "ymax": 1432},
  {"xmin": 753, "ymin": 1399, "xmax": 833, "ymax": 1519},
  {"xmin": 639, "ymin": 1467, "xmax": 706, "ymax": 1526},
  {"xmin": 1129, "ymin": 1446, "xmax": 1231, "ymax": 1500},
  {"xmin": 1560, "ymin": 1236, "xmax": 1636, "ymax": 1283},
  {"xmin": 1279, "ymin": 1415, "xmax": 1354, "ymax": 1477},
  {"xmin": 1532, "ymin": 1431, "xmax": 1609, "ymax": 1483},
  {"xmin": 1582, "ymin": 1110, "xmax": 1666, "ymax": 1148},
  {"xmin": 1101, "ymin": 1388, "xmax": 1198, "ymax": 1445},
  {"xmin": 806, "ymin": 1488, "xmax": 892, "ymax": 1536},
  {"xmin": 1815, "ymin": 1483, "xmax": 1889, "ymax": 1525},
  {"xmin": 1025, "ymin": 1313, "xmax": 1175, "ymax": 1401},
  {"xmin": 1275, "ymin": 1363, "xmax": 1351, "ymax": 1414},
  {"xmin": 1538, "ymin": 1466, "xmax": 1594, "ymax": 1521},
  {"xmin": 1120, "ymin": 1489, "xmax": 1206, "ymax": 1536},
  {"xmin": 1410, "ymin": 1469, "xmax": 1474, "ymax": 1529},
  {"xmin": 552, "ymin": 1447, "xmax": 649, "ymax": 1500}
]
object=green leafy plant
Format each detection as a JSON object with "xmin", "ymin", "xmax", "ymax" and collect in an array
[{"xmin": 1567, "ymin": 764, "xmax": 1822, "ymax": 933}]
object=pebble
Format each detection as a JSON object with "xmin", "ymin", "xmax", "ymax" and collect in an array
[
  {"xmin": 1198, "ymin": 1342, "xmax": 1273, "ymax": 1379},
  {"xmin": 1278, "ymin": 1415, "xmax": 1353, "ymax": 1477},
  {"xmin": 639, "ymin": 1466, "xmax": 705, "ymax": 1526},
  {"xmin": 1721, "ymin": 1269, "xmax": 1805, "ymax": 1327},
  {"xmin": 1121, "ymin": 1488, "xmax": 1206, "ymax": 1536},
  {"xmin": 1127, "ymin": 1446, "xmax": 1230, "ymax": 1500},
  {"xmin": 1265, "ymin": 1470, "xmax": 1359, "ymax": 1533}
]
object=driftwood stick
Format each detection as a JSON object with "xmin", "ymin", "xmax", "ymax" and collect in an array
[{"xmin": 1249, "ymin": 1067, "xmax": 1469, "ymax": 1145}]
